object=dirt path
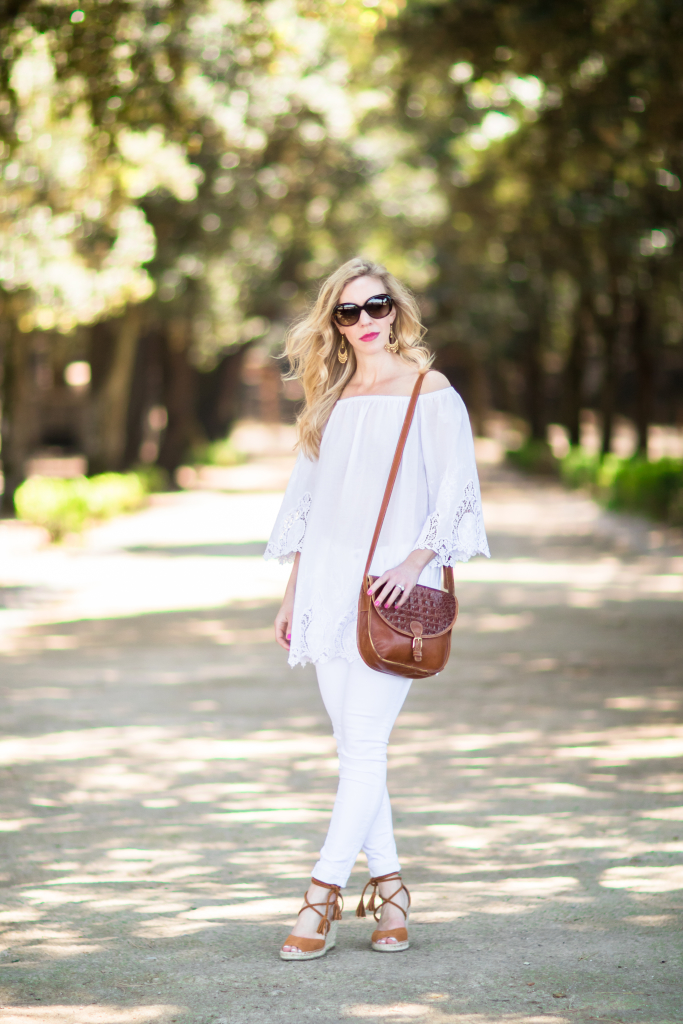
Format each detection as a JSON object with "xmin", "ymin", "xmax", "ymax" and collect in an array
[{"xmin": 0, "ymin": 463, "xmax": 682, "ymax": 1024}]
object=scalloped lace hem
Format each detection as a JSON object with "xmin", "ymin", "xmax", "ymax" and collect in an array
[{"xmin": 288, "ymin": 606, "xmax": 361, "ymax": 668}]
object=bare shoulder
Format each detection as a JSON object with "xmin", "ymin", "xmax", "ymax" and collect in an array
[{"xmin": 420, "ymin": 369, "xmax": 451, "ymax": 394}]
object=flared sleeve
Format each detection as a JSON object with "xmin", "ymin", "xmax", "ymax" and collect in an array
[
  {"xmin": 414, "ymin": 389, "xmax": 490, "ymax": 565},
  {"xmin": 264, "ymin": 451, "xmax": 318, "ymax": 564}
]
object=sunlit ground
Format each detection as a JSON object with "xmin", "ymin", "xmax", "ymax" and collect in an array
[{"xmin": 0, "ymin": 451, "xmax": 681, "ymax": 1024}]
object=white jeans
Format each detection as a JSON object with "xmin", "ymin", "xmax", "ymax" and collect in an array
[{"xmin": 312, "ymin": 657, "xmax": 412, "ymax": 887}]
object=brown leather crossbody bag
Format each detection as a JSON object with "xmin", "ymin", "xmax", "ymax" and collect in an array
[{"xmin": 356, "ymin": 373, "xmax": 459, "ymax": 679}]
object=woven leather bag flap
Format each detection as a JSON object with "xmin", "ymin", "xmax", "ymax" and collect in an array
[{"xmin": 367, "ymin": 576, "xmax": 458, "ymax": 638}]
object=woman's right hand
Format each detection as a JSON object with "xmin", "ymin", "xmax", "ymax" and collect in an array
[{"xmin": 274, "ymin": 597, "xmax": 293, "ymax": 651}]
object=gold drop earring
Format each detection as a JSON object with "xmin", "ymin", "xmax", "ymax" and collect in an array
[
  {"xmin": 338, "ymin": 333, "xmax": 348, "ymax": 364},
  {"xmin": 385, "ymin": 323, "xmax": 399, "ymax": 354}
]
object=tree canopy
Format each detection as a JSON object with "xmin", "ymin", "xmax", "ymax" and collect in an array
[{"xmin": 1, "ymin": 0, "xmax": 681, "ymax": 507}]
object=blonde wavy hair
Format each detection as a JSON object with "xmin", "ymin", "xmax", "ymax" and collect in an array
[{"xmin": 285, "ymin": 257, "xmax": 433, "ymax": 458}]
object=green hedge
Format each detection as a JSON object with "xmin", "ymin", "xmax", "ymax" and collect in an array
[
  {"xmin": 559, "ymin": 447, "xmax": 602, "ymax": 489},
  {"xmin": 506, "ymin": 439, "xmax": 683, "ymax": 524},
  {"xmin": 560, "ymin": 449, "xmax": 624, "ymax": 497},
  {"xmin": 560, "ymin": 448, "xmax": 683, "ymax": 524},
  {"xmin": 609, "ymin": 457, "xmax": 683, "ymax": 522},
  {"xmin": 14, "ymin": 471, "xmax": 152, "ymax": 541}
]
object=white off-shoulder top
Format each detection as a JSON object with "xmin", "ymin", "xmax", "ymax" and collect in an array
[{"xmin": 264, "ymin": 386, "xmax": 490, "ymax": 668}]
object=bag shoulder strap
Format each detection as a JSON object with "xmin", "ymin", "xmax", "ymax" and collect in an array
[
  {"xmin": 363, "ymin": 372, "xmax": 455, "ymax": 597},
  {"xmin": 363, "ymin": 372, "xmax": 425, "ymax": 580}
]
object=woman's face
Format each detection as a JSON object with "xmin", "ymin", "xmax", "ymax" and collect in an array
[{"xmin": 335, "ymin": 275, "xmax": 396, "ymax": 357}]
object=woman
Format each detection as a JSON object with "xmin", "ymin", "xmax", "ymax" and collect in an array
[{"xmin": 265, "ymin": 257, "xmax": 489, "ymax": 960}]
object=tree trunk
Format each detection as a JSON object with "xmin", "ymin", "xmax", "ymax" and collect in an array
[
  {"xmin": 565, "ymin": 299, "xmax": 590, "ymax": 447},
  {"xmin": 258, "ymin": 361, "xmax": 282, "ymax": 423},
  {"xmin": 158, "ymin": 317, "xmax": 201, "ymax": 476},
  {"xmin": 467, "ymin": 346, "xmax": 490, "ymax": 436},
  {"xmin": 600, "ymin": 320, "xmax": 618, "ymax": 457},
  {"xmin": 196, "ymin": 346, "xmax": 247, "ymax": 441},
  {"xmin": 632, "ymin": 299, "xmax": 653, "ymax": 457},
  {"xmin": 87, "ymin": 305, "xmax": 142, "ymax": 474},
  {"xmin": 123, "ymin": 328, "xmax": 165, "ymax": 468},
  {"xmin": 1, "ymin": 325, "xmax": 38, "ymax": 514},
  {"xmin": 524, "ymin": 325, "xmax": 545, "ymax": 441}
]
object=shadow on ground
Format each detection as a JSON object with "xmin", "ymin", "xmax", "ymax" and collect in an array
[
  {"xmin": 0, "ymin": 594, "xmax": 681, "ymax": 1024},
  {"xmin": 0, "ymin": 467, "xmax": 682, "ymax": 1023}
]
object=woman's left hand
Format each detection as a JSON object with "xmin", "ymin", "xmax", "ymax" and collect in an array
[{"xmin": 368, "ymin": 548, "xmax": 436, "ymax": 610}]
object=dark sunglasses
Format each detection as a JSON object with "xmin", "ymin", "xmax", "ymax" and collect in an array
[{"xmin": 332, "ymin": 293, "xmax": 393, "ymax": 327}]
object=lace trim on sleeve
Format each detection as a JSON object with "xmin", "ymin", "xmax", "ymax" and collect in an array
[
  {"xmin": 416, "ymin": 479, "xmax": 490, "ymax": 566},
  {"xmin": 264, "ymin": 492, "xmax": 312, "ymax": 564}
]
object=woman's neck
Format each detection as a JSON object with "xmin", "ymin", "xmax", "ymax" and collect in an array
[{"xmin": 350, "ymin": 349, "xmax": 404, "ymax": 390}]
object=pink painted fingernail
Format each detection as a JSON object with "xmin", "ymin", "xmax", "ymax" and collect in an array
[
  {"xmin": 286, "ymin": 633, "xmax": 291, "ymax": 640},
  {"xmin": 374, "ymin": 600, "xmax": 379, "ymax": 607}
]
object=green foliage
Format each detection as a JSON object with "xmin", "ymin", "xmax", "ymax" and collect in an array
[
  {"xmin": 132, "ymin": 464, "xmax": 171, "ymax": 493},
  {"xmin": 82, "ymin": 473, "xmax": 146, "ymax": 519},
  {"xmin": 560, "ymin": 448, "xmax": 683, "ymax": 523},
  {"xmin": 382, "ymin": 0, "xmax": 683, "ymax": 439},
  {"xmin": 667, "ymin": 489, "xmax": 683, "ymax": 528},
  {"xmin": 2, "ymin": 0, "xmax": 683, "ymax": 490},
  {"xmin": 0, "ymin": 0, "xmax": 378, "ymax": 346},
  {"xmin": 609, "ymin": 457, "xmax": 683, "ymax": 521},
  {"xmin": 595, "ymin": 455, "xmax": 624, "ymax": 497},
  {"xmin": 560, "ymin": 447, "xmax": 602, "ymax": 489},
  {"xmin": 191, "ymin": 438, "xmax": 247, "ymax": 467},
  {"xmin": 14, "ymin": 478, "xmax": 90, "ymax": 541},
  {"xmin": 506, "ymin": 439, "xmax": 558, "ymax": 475},
  {"xmin": 14, "ymin": 472, "xmax": 152, "ymax": 540}
]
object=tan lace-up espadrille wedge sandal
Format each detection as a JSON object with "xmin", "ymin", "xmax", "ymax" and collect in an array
[
  {"xmin": 356, "ymin": 871, "xmax": 411, "ymax": 952},
  {"xmin": 279, "ymin": 878, "xmax": 343, "ymax": 961}
]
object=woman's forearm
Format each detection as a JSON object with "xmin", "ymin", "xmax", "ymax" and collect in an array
[
  {"xmin": 274, "ymin": 552, "xmax": 301, "ymax": 651},
  {"xmin": 406, "ymin": 547, "xmax": 436, "ymax": 573}
]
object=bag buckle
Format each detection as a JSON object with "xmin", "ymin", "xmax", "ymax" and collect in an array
[{"xmin": 410, "ymin": 621, "xmax": 423, "ymax": 662}]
